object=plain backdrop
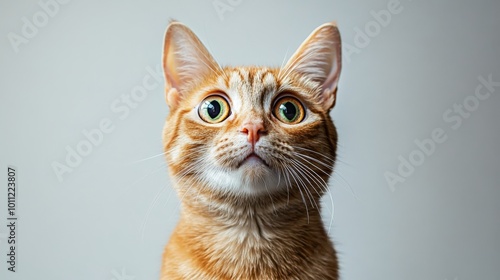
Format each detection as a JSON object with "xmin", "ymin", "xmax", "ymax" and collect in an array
[{"xmin": 1, "ymin": 0, "xmax": 500, "ymax": 279}]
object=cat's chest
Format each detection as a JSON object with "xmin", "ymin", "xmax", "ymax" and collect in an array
[{"xmin": 212, "ymin": 214, "xmax": 277, "ymax": 248}]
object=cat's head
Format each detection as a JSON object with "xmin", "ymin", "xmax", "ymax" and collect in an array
[{"xmin": 162, "ymin": 21, "xmax": 341, "ymax": 200}]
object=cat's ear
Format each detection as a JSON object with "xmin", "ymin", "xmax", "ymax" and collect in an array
[
  {"xmin": 282, "ymin": 22, "xmax": 342, "ymax": 110},
  {"xmin": 162, "ymin": 21, "xmax": 221, "ymax": 109}
]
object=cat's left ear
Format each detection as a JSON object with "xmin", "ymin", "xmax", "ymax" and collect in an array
[
  {"xmin": 282, "ymin": 22, "xmax": 342, "ymax": 110},
  {"xmin": 162, "ymin": 21, "xmax": 222, "ymax": 110}
]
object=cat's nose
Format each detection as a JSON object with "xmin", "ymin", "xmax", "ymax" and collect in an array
[{"xmin": 240, "ymin": 121, "xmax": 266, "ymax": 146}]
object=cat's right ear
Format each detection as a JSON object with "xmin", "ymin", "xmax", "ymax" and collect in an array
[{"xmin": 162, "ymin": 21, "xmax": 221, "ymax": 109}]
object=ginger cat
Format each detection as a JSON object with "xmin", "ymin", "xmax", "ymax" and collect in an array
[{"xmin": 160, "ymin": 21, "xmax": 342, "ymax": 280}]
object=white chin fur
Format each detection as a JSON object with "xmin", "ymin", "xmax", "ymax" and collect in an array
[{"xmin": 200, "ymin": 161, "xmax": 285, "ymax": 196}]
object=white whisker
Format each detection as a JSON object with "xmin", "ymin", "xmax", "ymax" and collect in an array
[
  {"xmin": 290, "ymin": 156, "xmax": 336, "ymax": 234},
  {"xmin": 129, "ymin": 151, "xmax": 168, "ymax": 164},
  {"xmin": 284, "ymin": 165, "xmax": 310, "ymax": 223},
  {"xmin": 141, "ymin": 185, "xmax": 169, "ymax": 242},
  {"xmin": 288, "ymin": 159, "xmax": 320, "ymax": 210}
]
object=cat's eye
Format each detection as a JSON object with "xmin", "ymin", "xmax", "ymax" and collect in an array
[
  {"xmin": 273, "ymin": 97, "xmax": 305, "ymax": 124},
  {"xmin": 198, "ymin": 95, "xmax": 231, "ymax": 123}
]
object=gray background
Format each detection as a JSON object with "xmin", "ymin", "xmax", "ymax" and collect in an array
[{"xmin": 1, "ymin": 0, "xmax": 499, "ymax": 279}]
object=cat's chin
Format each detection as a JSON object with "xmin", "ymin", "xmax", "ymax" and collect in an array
[
  {"xmin": 204, "ymin": 155, "xmax": 283, "ymax": 196},
  {"xmin": 238, "ymin": 155, "xmax": 270, "ymax": 182},
  {"xmin": 239, "ymin": 153, "xmax": 269, "ymax": 168}
]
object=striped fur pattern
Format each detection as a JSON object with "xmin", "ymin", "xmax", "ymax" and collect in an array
[{"xmin": 160, "ymin": 21, "xmax": 342, "ymax": 280}]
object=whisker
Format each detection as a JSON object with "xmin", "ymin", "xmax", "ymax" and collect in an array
[
  {"xmin": 124, "ymin": 161, "xmax": 167, "ymax": 192},
  {"xmin": 279, "ymin": 166, "xmax": 292, "ymax": 205},
  {"xmin": 293, "ymin": 149, "xmax": 358, "ymax": 200},
  {"xmin": 284, "ymin": 165, "xmax": 309, "ymax": 223},
  {"xmin": 178, "ymin": 162, "xmax": 212, "ymax": 204},
  {"xmin": 293, "ymin": 153, "xmax": 330, "ymax": 175},
  {"xmin": 324, "ymin": 189, "xmax": 335, "ymax": 235},
  {"xmin": 277, "ymin": 47, "xmax": 290, "ymax": 79},
  {"xmin": 332, "ymin": 170, "xmax": 359, "ymax": 201},
  {"xmin": 141, "ymin": 185, "xmax": 169, "ymax": 242},
  {"xmin": 129, "ymin": 150, "xmax": 168, "ymax": 164},
  {"xmin": 294, "ymin": 146, "xmax": 336, "ymax": 163},
  {"xmin": 288, "ymin": 160, "xmax": 320, "ymax": 210},
  {"xmin": 290, "ymin": 157, "xmax": 336, "ymax": 234},
  {"xmin": 288, "ymin": 164, "xmax": 314, "ymax": 205},
  {"xmin": 290, "ymin": 158, "xmax": 327, "ymax": 193}
]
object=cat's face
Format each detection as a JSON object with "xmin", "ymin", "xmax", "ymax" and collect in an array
[{"xmin": 162, "ymin": 22, "xmax": 341, "ymax": 198}]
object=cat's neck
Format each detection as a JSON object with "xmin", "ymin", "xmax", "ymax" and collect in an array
[
  {"xmin": 167, "ymin": 181, "xmax": 337, "ymax": 279},
  {"xmin": 176, "ymin": 182, "xmax": 325, "ymax": 238}
]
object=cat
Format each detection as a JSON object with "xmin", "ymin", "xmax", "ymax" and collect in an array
[{"xmin": 160, "ymin": 20, "xmax": 342, "ymax": 280}]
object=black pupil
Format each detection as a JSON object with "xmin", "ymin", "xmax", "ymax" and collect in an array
[
  {"xmin": 207, "ymin": 100, "xmax": 221, "ymax": 119},
  {"xmin": 281, "ymin": 102, "xmax": 297, "ymax": 120}
]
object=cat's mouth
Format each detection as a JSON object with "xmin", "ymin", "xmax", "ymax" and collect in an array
[{"xmin": 238, "ymin": 152, "xmax": 269, "ymax": 168}]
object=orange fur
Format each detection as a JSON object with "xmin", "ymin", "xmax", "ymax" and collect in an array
[{"xmin": 160, "ymin": 21, "xmax": 342, "ymax": 280}]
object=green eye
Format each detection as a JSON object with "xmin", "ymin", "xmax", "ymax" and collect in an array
[
  {"xmin": 198, "ymin": 95, "xmax": 230, "ymax": 123},
  {"xmin": 273, "ymin": 97, "xmax": 305, "ymax": 124}
]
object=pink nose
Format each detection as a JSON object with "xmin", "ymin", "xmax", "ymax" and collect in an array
[{"xmin": 240, "ymin": 121, "xmax": 265, "ymax": 145}]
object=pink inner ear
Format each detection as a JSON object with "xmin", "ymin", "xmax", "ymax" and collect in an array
[
  {"xmin": 165, "ymin": 88, "xmax": 180, "ymax": 109},
  {"xmin": 162, "ymin": 22, "xmax": 221, "ymax": 106},
  {"xmin": 282, "ymin": 22, "xmax": 342, "ymax": 110},
  {"xmin": 164, "ymin": 50, "xmax": 181, "ymax": 90},
  {"xmin": 322, "ymin": 55, "xmax": 341, "ymax": 109}
]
